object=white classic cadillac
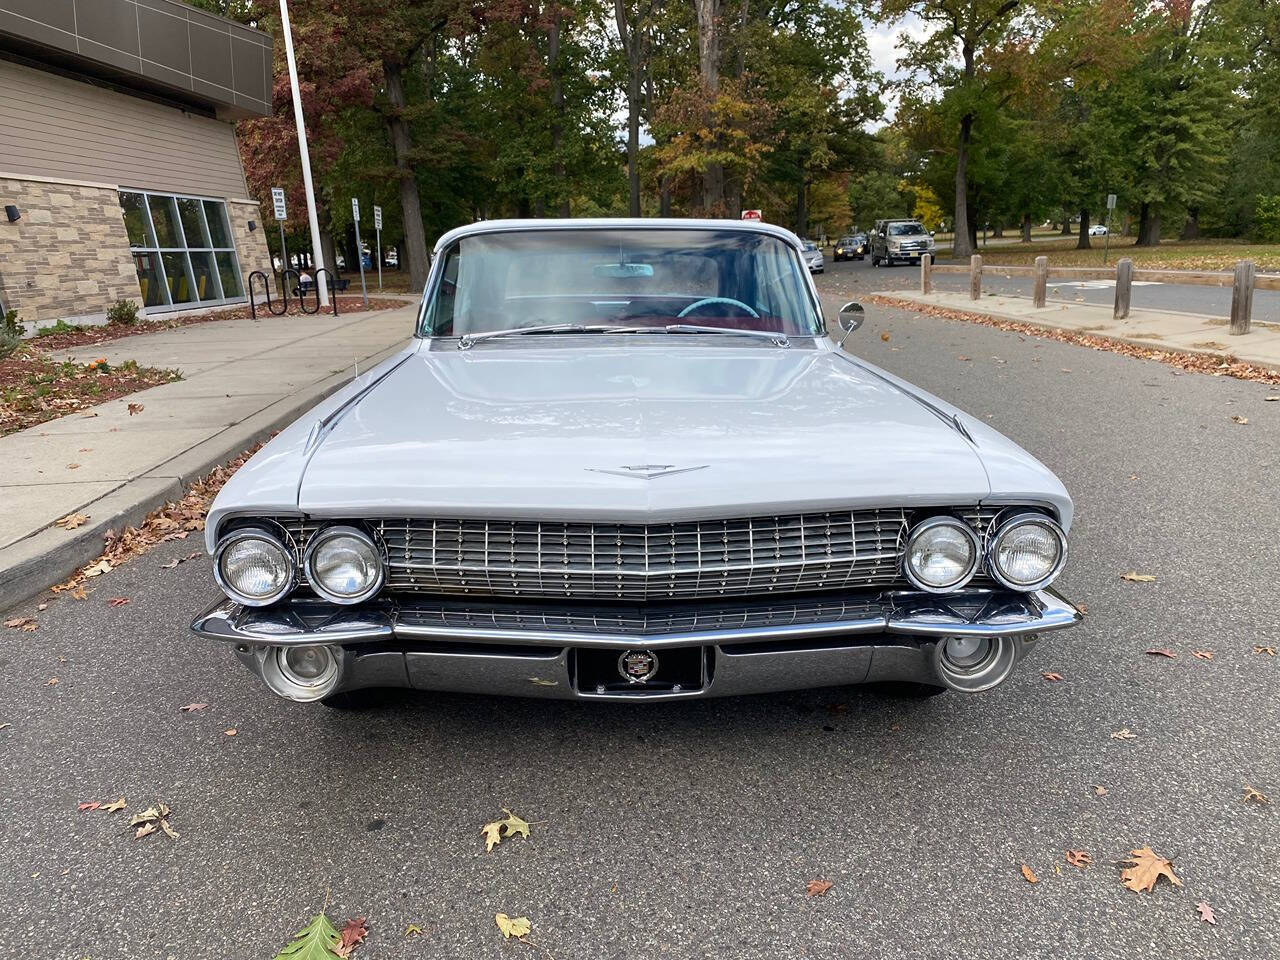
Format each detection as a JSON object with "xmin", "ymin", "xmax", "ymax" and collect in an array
[{"xmin": 193, "ymin": 218, "xmax": 1080, "ymax": 706}]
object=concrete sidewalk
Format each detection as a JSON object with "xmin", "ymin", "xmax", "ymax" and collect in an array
[
  {"xmin": 0, "ymin": 304, "xmax": 416, "ymax": 609},
  {"xmin": 882, "ymin": 290, "xmax": 1280, "ymax": 374}
]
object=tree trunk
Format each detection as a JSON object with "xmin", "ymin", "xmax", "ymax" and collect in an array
[
  {"xmin": 659, "ymin": 175, "xmax": 672, "ymax": 216},
  {"xmin": 1136, "ymin": 203, "xmax": 1161, "ymax": 246},
  {"xmin": 615, "ymin": 0, "xmax": 644, "ymax": 217},
  {"xmin": 549, "ymin": 10, "xmax": 569, "ymax": 217},
  {"xmin": 1076, "ymin": 209, "xmax": 1091, "ymax": 249},
  {"xmin": 795, "ymin": 180, "xmax": 808, "ymax": 239},
  {"xmin": 992, "ymin": 220, "xmax": 1004, "ymax": 238},
  {"xmin": 1021, "ymin": 212, "xmax": 1032, "ymax": 243},
  {"xmin": 1060, "ymin": 213, "xmax": 1072, "ymax": 235},
  {"xmin": 383, "ymin": 59, "xmax": 430, "ymax": 291},
  {"xmin": 953, "ymin": 114, "xmax": 974, "ymax": 259},
  {"xmin": 693, "ymin": 0, "xmax": 724, "ymax": 214},
  {"xmin": 1180, "ymin": 207, "xmax": 1199, "ymax": 240}
]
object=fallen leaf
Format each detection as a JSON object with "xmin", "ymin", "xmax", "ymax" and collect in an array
[
  {"xmin": 405, "ymin": 924, "xmax": 423, "ymax": 938},
  {"xmin": 481, "ymin": 820, "xmax": 503, "ymax": 852},
  {"xmin": 66, "ymin": 463, "xmax": 80, "ymax": 470},
  {"xmin": 134, "ymin": 822, "xmax": 156, "ymax": 840},
  {"xmin": 1145, "ymin": 648, "xmax": 1177, "ymax": 659},
  {"xmin": 224, "ymin": 728, "xmax": 237, "ymax": 736},
  {"xmin": 82, "ymin": 560, "xmax": 112, "ymax": 578},
  {"xmin": 958, "ymin": 355, "xmax": 971, "ymax": 361},
  {"xmin": 1243, "ymin": 785, "xmax": 1270, "ymax": 805},
  {"xmin": 1264, "ymin": 395, "xmax": 1280, "ymax": 402},
  {"xmin": 1254, "ymin": 645, "xmax": 1276, "ymax": 656},
  {"xmin": 1094, "ymin": 785, "xmax": 1109, "ymax": 796},
  {"xmin": 1192, "ymin": 650, "xmax": 1213, "ymax": 660},
  {"xmin": 1065, "ymin": 849, "xmax": 1092, "ymax": 869},
  {"xmin": 46, "ymin": 677, "xmax": 58, "ymax": 685},
  {"xmin": 481, "ymin": 809, "xmax": 531, "ymax": 851},
  {"xmin": 180, "ymin": 703, "xmax": 208, "ymax": 713},
  {"xmin": 129, "ymin": 806, "xmax": 160, "ymax": 826},
  {"xmin": 37, "ymin": 602, "xmax": 47, "ymax": 611},
  {"xmin": 128, "ymin": 403, "xmax": 144, "ymax": 416},
  {"xmin": 495, "ymin": 914, "xmax": 532, "ymax": 940},
  {"xmin": 70, "ymin": 586, "xmax": 87, "ymax": 600},
  {"xmin": 1041, "ymin": 671, "xmax": 1064, "ymax": 682},
  {"xmin": 1120, "ymin": 846, "xmax": 1183, "ymax": 893},
  {"xmin": 334, "ymin": 917, "xmax": 368, "ymax": 958},
  {"xmin": 0, "ymin": 723, "xmax": 10, "ymax": 730},
  {"xmin": 1231, "ymin": 415, "xmax": 1248, "ymax": 424},
  {"xmin": 1020, "ymin": 863, "xmax": 1039, "ymax": 884},
  {"xmin": 1111, "ymin": 728, "xmax": 1138, "ymax": 741},
  {"xmin": 102, "ymin": 797, "xmax": 126, "ymax": 813},
  {"xmin": 107, "ymin": 597, "xmax": 129, "ymax": 607},
  {"xmin": 159, "ymin": 818, "xmax": 180, "ymax": 840},
  {"xmin": 1196, "ymin": 900, "xmax": 1217, "ymax": 925},
  {"xmin": 4, "ymin": 616, "xmax": 36, "ymax": 630},
  {"xmin": 806, "ymin": 879, "xmax": 834, "ymax": 897},
  {"xmin": 880, "ymin": 332, "xmax": 891, "ymax": 342},
  {"xmin": 1121, "ymin": 571, "xmax": 1157, "ymax": 582},
  {"xmin": 77, "ymin": 801, "xmax": 101, "ymax": 812},
  {"xmin": 55, "ymin": 513, "xmax": 89, "ymax": 530},
  {"xmin": 271, "ymin": 914, "xmax": 341, "ymax": 960}
]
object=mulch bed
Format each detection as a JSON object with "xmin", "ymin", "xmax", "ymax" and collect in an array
[
  {"xmin": 0, "ymin": 352, "xmax": 182, "ymax": 437},
  {"xmin": 868, "ymin": 294, "xmax": 1280, "ymax": 387},
  {"xmin": 30, "ymin": 296, "xmax": 407, "ymax": 352}
]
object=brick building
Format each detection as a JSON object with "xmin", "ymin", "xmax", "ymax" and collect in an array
[{"xmin": 0, "ymin": 0, "xmax": 272, "ymax": 328}]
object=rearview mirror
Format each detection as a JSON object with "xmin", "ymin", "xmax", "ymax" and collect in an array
[
  {"xmin": 593, "ymin": 262, "xmax": 654, "ymax": 279},
  {"xmin": 838, "ymin": 301, "xmax": 864, "ymax": 333}
]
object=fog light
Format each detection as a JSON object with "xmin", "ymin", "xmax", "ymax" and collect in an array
[
  {"xmin": 933, "ymin": 634, "xmax": 1017, "ymax": 693},
  {"xmin": 943, "ymin": 635, "xmax": 991, "ymax": 670},
  {"xmin": 264, "ymin": 644, "xmax": 340, "ymax": 702},
  {"xmin": 283, "ymin": 645, "xmax": 333, "ymax": 682}
]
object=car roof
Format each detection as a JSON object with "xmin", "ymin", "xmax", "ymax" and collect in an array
[{"xmin": 433, "ymin": 217, "xmax": 805, "ymax": 254}]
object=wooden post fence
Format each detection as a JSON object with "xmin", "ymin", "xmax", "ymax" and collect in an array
[
  {"xmin": 1114, "ymin": 258, "xmax": 1133, "ymax": 320},
  {"xmin": 1230, "ymin": 260, "xmax": 1255, "ymax": 335},
  {"xmin": 969, "ymin": 254, "xmax": 982, "ymax": 300},
  {"xmin": 921, "ymin": 253, "xmax": 932, "ymax": 295},
  {"xmin": 1033, "ymin": 256, "xmax": 1048, "ymax": 308}
]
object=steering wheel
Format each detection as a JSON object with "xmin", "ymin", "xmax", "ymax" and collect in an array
[{"xmin": 677, "ymin": 297, "xmax": 760, "ymax": 319}]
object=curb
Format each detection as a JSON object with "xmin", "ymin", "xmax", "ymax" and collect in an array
[{"xmin": 0, "ymin": 341, "xmax": 406, "ymax": 613}]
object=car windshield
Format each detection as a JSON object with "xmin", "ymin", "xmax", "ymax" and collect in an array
[
  {"xmin": 889, "ymin": 223, "xmax": 927, "ymax": 236},
  {"xmin": 422, "ymin": 228, "xmax": 823, "ymax": 337},
  {"xmin": 839, "ymin": 236, "xmax": 855, "ymax": 244},
  {"xmin": 801, "ymin": 241, "xmax": 818, "ymax": 251}
]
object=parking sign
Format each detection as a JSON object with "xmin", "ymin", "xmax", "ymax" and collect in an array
[
  {"xmin": 351, "ymin": 197, "xmax": 360, "ymax": 222},
  {"xmin": 374, "ymin": 206, "xmax": 382, "ymax": 231},
  {"xmin": 271, "ymin": 187, "xmax": 286, "ymax": 221}
]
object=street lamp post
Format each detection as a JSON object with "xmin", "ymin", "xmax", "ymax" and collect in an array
[{"xmin": 278, "ymin": 0, "xmax": 329, "ymax": 307}]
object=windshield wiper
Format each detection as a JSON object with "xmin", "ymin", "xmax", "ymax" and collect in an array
[
  {"xmin": 457, "ymin": 324, "xmax": 636, "ymax": 349},
  {"xmin": 652, "ymin": 324, "xmax": 789, "ymax": 347}
]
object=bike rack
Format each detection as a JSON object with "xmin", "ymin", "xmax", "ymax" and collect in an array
[{"xmin": 248, "ymin": 268, "xmax": 340, "ymax": 319}]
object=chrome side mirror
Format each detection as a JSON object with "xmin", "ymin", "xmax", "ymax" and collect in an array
[{"xmin": 838, "ymin": 301, "xmax": 864, "ymax": 333}]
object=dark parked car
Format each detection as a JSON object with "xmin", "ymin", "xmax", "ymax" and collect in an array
[{"xmin": 834, "ymin": 234, "xmax": 867, "ymax": 262}]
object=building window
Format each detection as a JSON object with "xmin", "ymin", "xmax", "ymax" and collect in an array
[{"xmin": 118, "ymin": 190, "xmax": 245, "ymax": 311}]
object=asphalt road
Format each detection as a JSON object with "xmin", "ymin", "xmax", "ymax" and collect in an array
[
  {"xmin": 835, "ymin": 249, "xmax": 1280, "ymax": 324},
  {"xmin": 2, "ymin": 259, "xmax": 1278, "ymax": 959}
]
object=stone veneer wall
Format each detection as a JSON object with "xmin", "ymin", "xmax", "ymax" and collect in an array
[
  {"xmin": 0, "ymin": 176, "xmax": 140, "ymax": 329},
  {"xmin": 226, "ymin": 200, "xmax": 272, "ymax": 298}
]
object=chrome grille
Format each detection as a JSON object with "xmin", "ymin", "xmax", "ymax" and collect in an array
[{"xmin": 272, "ymin": 507, "xmax": 1002, "ymax": 601}]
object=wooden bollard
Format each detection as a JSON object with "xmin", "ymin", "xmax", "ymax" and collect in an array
[
  {"xmin": 921, "ymin": 253, "xmax": 932, "ymax": 295},
  {"xmin": 969, "ymin": 254, "xmax": 982, "ymax": 300},
  {"xmin": 1033, "ymin": 256, "xmax": 1048, "ymax": 307},
  {"xmin": 1113, "ymin": 258, "xmax": 1133, "ymax": 320},
  {"xmin": 1230, "ymin": 260, "xmax": 1255, "ymax": 335}
]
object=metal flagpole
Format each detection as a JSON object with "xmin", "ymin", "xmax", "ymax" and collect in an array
[{"xmin": 279, "ymin": 0, "xmax": 329, "ymax": 307}]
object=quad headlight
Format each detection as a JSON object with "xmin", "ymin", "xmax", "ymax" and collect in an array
[
  {"xmin": 214, "ymin": 527, "xmax": 294, "ymax": 606},
  {"xmin": 304, "ymin": 526, "xmax": 384, "ymax": 604},
  {"xmin": 988, "ymin": 513, "xmax": 1067, "ymax": 591},
  {"xmin": 903, "ymin": 517, "xmax": 981, "ymax": 592}
]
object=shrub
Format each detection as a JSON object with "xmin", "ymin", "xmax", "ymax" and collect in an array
[
  {"xmin": 1, "ymin": 309, "xmax": 24, "ymax": 360},
  {"xmin": 106, "ymin": 299, "xmax": 140, "ymax": 326},
  {"xmin": 1254, "ymin": 195, "xmax": 1280, "ymax": 244}
]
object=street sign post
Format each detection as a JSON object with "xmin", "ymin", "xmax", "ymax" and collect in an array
[
  {"xmin": 373, "ymin": 205, "xmax": 383, "ymax": 291},
  {"xmin": 352, "ymin": 197, "xmax": 368, "ymax": 308},
  {"xmin": 271, "ymin": 187, "xmax": 288, "ymax": 279},
  {"xmin": 1104, "ymin": 193, "xmax": 1117, "ymax": 264}
]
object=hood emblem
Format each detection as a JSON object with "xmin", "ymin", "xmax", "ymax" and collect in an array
[{"xmin": 587, "ymin": 464, "xmax": 709, "ymax": 480}]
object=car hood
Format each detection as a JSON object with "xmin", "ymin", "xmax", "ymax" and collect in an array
[{"xmin": 290, "ymin": 339, "xmax": 993, "ymax": 521}]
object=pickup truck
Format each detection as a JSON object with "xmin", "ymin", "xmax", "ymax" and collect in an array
[{"xmin": 871, "ymin": 220, "xmax": 936, "ymax": 267}]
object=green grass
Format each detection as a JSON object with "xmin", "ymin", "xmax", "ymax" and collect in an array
[{"xmin": 936, "ymin": 236, "xmax": 1280, "ymax": 271}]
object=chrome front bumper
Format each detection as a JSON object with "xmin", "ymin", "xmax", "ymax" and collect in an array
[{"xmin": 192, "ymin": 588, "xmax": 1081, "ymax": 701}]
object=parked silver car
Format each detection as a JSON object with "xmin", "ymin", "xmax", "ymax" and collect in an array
[
  {"xmin": 800, "ymin": 239, "xmax": 824, "ymax": 273},
  {"xmin": 193, "ymin": 218, "xmax": 1080, "ymax": 706}
]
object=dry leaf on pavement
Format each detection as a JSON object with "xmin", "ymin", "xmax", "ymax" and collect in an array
[
  {"xmin": 4, "ymin": 616, "xmax": 36, "ymax": 630},
  {"xmin": 77, "ymin": 801, "xmax": 101, "ymax": 812},
  {"xmin": 1192, "ymin": 650, "xmax": 1213, "ymax": 660},
  {"xmin": 1196, "ymin": 901, "xmax": 1217, "ymax": 925},
  {"xmin": 495, "ymin": 914, "xmax": 532, "ymax": 940},
  {"xmin": 55, "ymin": 513, "xmax": 89, "ymax": 530},
  {"xmin": 1121, "ymin": 571, "xmax": 1157, "ymax": 582},
  {"xmin": 180, "ymin": 703, "xmax": 208, "ymax": 713},
  {"xmin": 1145, "ymin": 648, "xmax": 1177, "ymax": 659},
  {"xmin": 1042, "ymin": 671, "xmax": 1064, "ymax": 682},
  {"xmin": 46, "ymin": 677, "xmax": 58, "ymax": 685},
  {"xmin": 102, "ymin": 797, "xmax": 126, "ymax": 813},
  {"xmin": 82, "ymin": 560, "xmax": 112, "ymax": 578},
  {"xmin": 481, "ymin": 809, "xmax": 531, "ymax": 851},
  {"xmin": 1094, "ymin": 785, "xmax": 1108, "ymax": 796},
  {"xmin": 127, "ymin": 403, "xmax": 144, "ymax": 415},
  {"xmin": 1254, "ymin": 646, "xmax": 1276, "ymax": 656},
  {"xmin": 130, "ymin": 803, "xmax": 178, "ymax": 841},
  {"xmin": 334, "ymin": 917, "xmax": 368, "ymax": 958},
  {"xmin": 405, "ymin": 924, "xmax": 423, "ymax": 938},
  {"xmin": 1265, "ymin": 395, "xmax": 1280, "ymax": 401},
  {"xmin": 224, "ymin": 728, "xmax": 237, "ymax": 736},
  {"xmin": 880, "ymin": 332, "xmax": 891, "ymax": 342},
  {"xmin": 1242, "ymin": 786, "xmax": 1270, "ymax": 805},
  {"xmin": 1120, "ymin": 847, "xmax": 1183, "ymax": 893},
  {"xmin": 1231, "ymin": 415, "xmax": 1248, "ymax": 424},
  {"xmin": 1020, "ymin": 864, "xmax": 1039, "ymax": 884},
  {"xmin": 135, "ymin": 822, "xmax": 156, "ymax": 840},
  {"xmin": 1111, "ymin": 728, "xmax": 1138, "ymax": 741},
  {"xmin": 1065, "ymin": 850, "xmax": 1092, "ymax": 869},
  {"xmin": 107, "ymin": 597, "xmax": 129, "ymax": 607},
  {"xmin": 805, "ymin": 879, "xmax": 834, "ymax": 897}
]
